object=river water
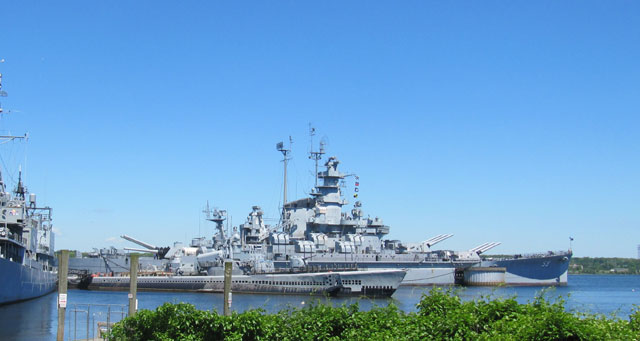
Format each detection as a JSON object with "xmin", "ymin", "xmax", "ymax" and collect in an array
[{"xmin": 1, "ymin": 275, "xmax": 638, "ymax": 340}]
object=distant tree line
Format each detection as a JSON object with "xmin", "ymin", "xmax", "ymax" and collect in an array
[{"xmin": 570, "ymin": 257, "xmax": 640, "ymax": 274}]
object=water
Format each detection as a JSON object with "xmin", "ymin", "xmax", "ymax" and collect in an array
[{"xmin": 1, "ymin": 275, "xmax": 638, "ymax": 340}]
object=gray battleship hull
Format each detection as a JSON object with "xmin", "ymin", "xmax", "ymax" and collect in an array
[
  {"xmin": 480, "ymin": 252, "xmax": 571, "ymax": 286},
  {"xmin": 296, "ymin": 262, "xmax": 569, "ymax": 286},
  {"xmin": 79, "ymin": 269, "xmax": 406, "ymax": 297},
  {"xmin": 0, "ymin": 257, "xmax": 57, "ymax": 305},
  {"xmin": 278, "ymin": 259, "xmax": 473, "ymax": 286},
  {"xmin": 272, "ymin": 250, "xmax": 571, "ymax": 286}
]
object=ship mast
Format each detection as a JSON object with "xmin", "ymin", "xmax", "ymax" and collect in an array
[
  {"xmin": 276, "ymin": 137, "xmax": 292, "ymax": 221},
  {"xmin": 308, "ymin": 125, "xmax": 325, "ymax": 188},
  {"xmin": 0, "ymin": 71, "xmax": 28, "ymax": 192}
]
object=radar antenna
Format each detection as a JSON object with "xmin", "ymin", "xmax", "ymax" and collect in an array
[
  {"xmin": 0, "ymin": 72, "xmax": 6, "ymax": 114},
  {"xmin": 203, "ymin": 200, "xmax": 212, "ymax": 219},
  {"xmin": 15, "ymin": 166, "xmax": 25, "ymax": 200},
  {"xmin": 203, "ymin": 200, "xmax": 227, "ymax": 238}
]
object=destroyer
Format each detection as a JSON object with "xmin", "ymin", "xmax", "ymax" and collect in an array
[{"xmin": 0, "ymin": 72, "xmax": 56, "ymax": 304}]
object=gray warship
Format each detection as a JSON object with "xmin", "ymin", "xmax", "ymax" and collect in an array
[
  {"xmin": 220, "ymin": 133, "xmax": 571, "ymax": 286},
  {"xmin": 0, "ymin": 72, "xmax": 57, "ymax": 304}
]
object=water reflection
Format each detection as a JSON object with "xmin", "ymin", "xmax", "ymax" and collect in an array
[{"xmin": 0, "ymin": 293, "xmax": 56, "ymax": 341}]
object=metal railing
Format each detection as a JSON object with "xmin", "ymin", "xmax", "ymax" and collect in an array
[
  {"xmin": 66, "ymin": 303, "xmax": 128, "ymax": 341},
  {"xmin": 0, "ymin": 231, "xmax": 24, "ymax": 245},
  {"xmin": 482, "ymin": 250, "xmax": 572, "ymax": 261}
]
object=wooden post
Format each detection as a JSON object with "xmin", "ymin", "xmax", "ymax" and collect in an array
[
  {"xmin": 56, "ymin": 250, "xmax": 69, "ymax": 341},
  {"xmin": 128, "ymin": 254, "xmax": 139, "ymax": 317},
  {"xmin": 223, "ymin": 261, "xmax": 232, "ymax": 316}
]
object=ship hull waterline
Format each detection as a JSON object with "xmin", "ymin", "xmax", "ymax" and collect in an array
[
  {"xmin": 0, "ymin": 257, "xmax": 57, "ymax": 305},
  {"xmin": 281, "ymin": 252, "xmax": 571, "ymax": 286}
]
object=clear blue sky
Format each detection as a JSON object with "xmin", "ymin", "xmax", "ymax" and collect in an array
[{"xmin": 1, "ymin": 2, "xmax": 638, "ymax": 257}]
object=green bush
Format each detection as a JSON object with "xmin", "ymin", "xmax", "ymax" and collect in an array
[{"xmin": 107, "ymin": 288, "xmax": 640, "ymax": 340}]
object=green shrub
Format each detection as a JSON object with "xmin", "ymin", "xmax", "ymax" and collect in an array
[{"xmin": 107, "ymin": 289, "xmax": 640, "ymax": 341}]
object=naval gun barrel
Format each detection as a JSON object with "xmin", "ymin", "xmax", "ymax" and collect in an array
[
  {"xmin": 470, "ymin": 242, "xmax": 502, "ymax": 254},
  {"xmin": 422, "ymin": 234, "xmax": 454, "ymax": 248},
  {"xmin": 121, "ymin": 235, "xmax": 157, "ymax": 250},
  {"xmin": 124, "ymin": 247, "xmax": 159, "ymax": 253}
]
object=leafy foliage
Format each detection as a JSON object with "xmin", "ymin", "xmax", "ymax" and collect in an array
[
  {"xmin": 569, "ymin": 257, "xmax": 640, "ymax": 274},
  {"xmin": 107, "ymin": 288, "xmax": 640, "ymax": 340}
]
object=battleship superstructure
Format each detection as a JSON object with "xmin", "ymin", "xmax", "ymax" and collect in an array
[{"xmin": 0, "ymin": 72, "xmax": 57, "ymax": 304}]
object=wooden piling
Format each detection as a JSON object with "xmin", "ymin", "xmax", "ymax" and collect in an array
[
  {"xmin": 223, "ymin": 261, "xmax": 232, "ymax": 316},
  {"xmin": 56, "ymin": 250, "xmax": 69, "ymax": 341},
  {"xmin": 128, "ymin": 253, "xmax": 139, "ymax": 317}
]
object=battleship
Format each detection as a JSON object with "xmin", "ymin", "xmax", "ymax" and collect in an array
[
  {"xmin": 220, "ymin": 132, "xmax": 571, "ymax": 286},
  {"xmin": 69, "ymin": 130, "xmax": 571, "ymax": 288},
  {"xmin": 0, "ymin": 72, "xmax": 57, "ymax": 305}
]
